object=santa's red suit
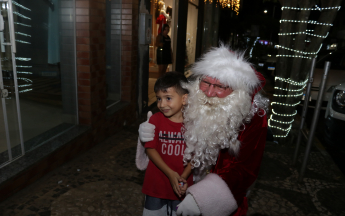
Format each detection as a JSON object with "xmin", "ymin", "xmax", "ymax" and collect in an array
[
  {"xmin": 186, "ymin": 104, "xmax": 267, "ymax": 216},
  {"xmin": 178, "ymin": 44, "xmax": 269, "ymax": 216}
]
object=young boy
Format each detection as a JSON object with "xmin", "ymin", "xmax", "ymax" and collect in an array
[{"xmin": 142, "ymin": 72, "xmax": 193, "ymax": 216}]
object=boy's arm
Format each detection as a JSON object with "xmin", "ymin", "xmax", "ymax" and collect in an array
[
  {"xmin": 181, "ymin": 162, "xmax": 192, "ymax": 180},
  {"xmin": 179, "ymin": 162, "xmax": 192, "ymax": 195},
  {"xmin": 146, "ymin": 148, "xmax": 183, "ymax": 197}
]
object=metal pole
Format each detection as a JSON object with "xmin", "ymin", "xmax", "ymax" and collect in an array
[
  {"xmin": 8, "ymin": 0, "xmax": 25, "ymax": 154},
  {"xmin": 298, "ymin": 61, "xmax": 330, "ymax": 182},
  {"xmin": 292, "ymin": 58, "xmax": 316, "ymax": 165}
]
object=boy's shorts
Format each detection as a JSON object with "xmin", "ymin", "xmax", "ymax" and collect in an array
[{"xmin": 143, "ymin": 195, "xmax": 181, "ymax": 216}]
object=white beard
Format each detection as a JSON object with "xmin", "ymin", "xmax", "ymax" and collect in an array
[{"xmin": 182, "ymin": 80, "xmax": 252, "ymax": 171}]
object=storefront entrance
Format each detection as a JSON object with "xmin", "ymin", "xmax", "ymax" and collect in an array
[
  {"xmin": 0, "ymin": 0, "xmax": 77, "ymax": 168},
  {"xmin": 147, "ymin": 0, "xmax": 200, "ymax": 106},
  {"xmin": 0, "ymin": 0, "xmax": 25, "ymax": 167}
]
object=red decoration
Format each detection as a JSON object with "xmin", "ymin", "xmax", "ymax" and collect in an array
[{"xmin": 156, "ymin": 14, "xmax": 167, "ymax": 34}]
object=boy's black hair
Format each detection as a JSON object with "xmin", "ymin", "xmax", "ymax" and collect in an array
[{"xmin": 154, "ymin": 72, "xmax": 189, "ymax": 95}]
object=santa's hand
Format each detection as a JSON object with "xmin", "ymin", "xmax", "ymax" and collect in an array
[
  {"xmin": 138, "ymin": 111, "xmax": 155, "ymax": 143},
  {"xmin": 176, "ymin": 194, "xmax": 201, "ymax": 216}
]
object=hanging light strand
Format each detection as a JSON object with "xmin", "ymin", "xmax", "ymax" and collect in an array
[
  {"xmin": 12, "ymin": 1, "xmax": 31, "ymax": 11},
  {"xmin": 14, "ymin": 22, "xmax": 32, "ymax": 27},
  {"xmin": 270, "ymin": 115, "xmax": 295, "ymax": 124},
  {"xmin": 13, "ymin": 11, "xmax": 31, "ymax": 20},
  {"xmin": 272, "ymin": 4, "xmax": 341, "ymax": 139},
  {"xmin": 278, "ymin": 31, "xmax": 329, "ymax": 38},
  {"xmin": 276, "ymin": 43, "xmax": 322, "ymax": 55},
  {"xmin": 279, "ymin": 19, "xmax": 333, "ymax": 26},
  {"xmin": 281, "ymin": 6, "xmax": 341, "ymax": 11},
  {"xmin": 274, "ymin": 85, "xmax": 306, "ymax": 92},
  {"xmin": 204, "ymin": 0, "xmax": 240, "ymax": 14},
  {"xmin": 275, "ymin": 76, "xmax": 308, "ymax": 86},
  {"xmin": 271, "ymin": 101, "xmax": 301, "ymax": 107}
]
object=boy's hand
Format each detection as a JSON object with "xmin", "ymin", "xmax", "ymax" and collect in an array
[
  {"xmin": 138, "ymin": 111, "xmax": 155, "ymax": 143},
  {"xmin": 179, "ymin": 177, "xmax": 188, "ymax": 195},
  {"xmin": 168, "ymin": 171, "xmax": 183, "ymax": 197}
]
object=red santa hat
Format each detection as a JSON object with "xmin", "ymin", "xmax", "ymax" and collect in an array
[{"xmin": 191, "ymin": 43, "xmax": 264, "ymax": 95}]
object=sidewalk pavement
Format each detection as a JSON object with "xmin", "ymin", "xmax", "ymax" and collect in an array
[{"xmin": 0, "ymin": 109, "xmax": 344, "ymax": 216}]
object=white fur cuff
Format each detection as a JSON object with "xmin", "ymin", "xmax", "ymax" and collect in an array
[
  {"xmin": 187, "ymin": 173, "xmax": 238, "ymax": 216},
  {"xmin": 135, "ymin": 138, "xmax": 149, "ymax": 170}
]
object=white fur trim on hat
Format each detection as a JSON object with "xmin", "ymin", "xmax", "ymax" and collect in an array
[{"xmin": 191, "ymin": 43, "xmax": 260, "ymax": 94}]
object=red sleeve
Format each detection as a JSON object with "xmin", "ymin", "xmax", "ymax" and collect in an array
[
  {"xmin": 144, "ymin": 113, "xmax": 159, "ymax": 149},
  {"xmin": 211, "ymin": 113, "xmax": 267, "ymax": 204}
]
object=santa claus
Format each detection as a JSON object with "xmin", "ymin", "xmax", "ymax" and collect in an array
[{"xmin": 138, "ymin": 44, "xmax": 268, "ymax": 216}]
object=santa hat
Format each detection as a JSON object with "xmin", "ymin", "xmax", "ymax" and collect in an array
[{"xmin": 191, "ymin": 43, "xmax": 263, "ymax": 95}]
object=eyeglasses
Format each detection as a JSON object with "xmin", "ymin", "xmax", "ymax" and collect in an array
[{"xmin": 199, "ymin": 78, "xmax": 229, "ymax": 92}]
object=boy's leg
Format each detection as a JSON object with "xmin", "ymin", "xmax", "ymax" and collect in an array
[
  {"xmin": 143, "ymin": 195, "xmax": 180, "ymax": 216},
  {"xmin": 143, "ymin": 195, "xmax": 166, "ymax": 216},
  {"xmin": 168, "ymin": 200, "xmax": 181, "ymax": 216}
]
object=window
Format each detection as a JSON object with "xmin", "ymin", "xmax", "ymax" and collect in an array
[
  {"xmin": 106, "ymin": 0, "xmax": 121, "ymax": 108},
  {"xmin": 0, "ymin": 0, "xmax": 78, "ymax": 165}
]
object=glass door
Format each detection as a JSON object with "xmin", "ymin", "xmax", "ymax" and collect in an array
[{"xmin": 0, "ymin": 0, "xmax": 25, "ymax": 167}]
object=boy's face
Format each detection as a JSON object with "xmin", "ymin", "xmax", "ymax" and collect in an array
[{"xmin": 156, "ymin": 87, "xmax": 187, "ymax": 119}]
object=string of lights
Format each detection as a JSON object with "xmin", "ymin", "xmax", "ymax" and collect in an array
[
  {"xmin": 14, "ymin": 22, "xmax": 31, "ymax": 27},
  {"xmin": 19, "ymin": 89, "xmax": 32, "ymax": 93},
  {"xmin": 271, "ymin": 76, "xmax": 307, "ymax": 138},
  {"xmin": 16, "ymin": 40, "xmax": 31, "ymax": 44},
  {"xmin": 12, "ymin": 1, "xmax": 31, "ymax": 11},
  {"xmin": 17, "ymin": 77, "xmax": 33, "ymax": 83},
  {"xmin": 250, "ymin": 37, "xmax": 260, "ymax": 58},
  {"xmin": 273, "ymin": 92, "xmax": 304, "ymax": 97},
  {"xmin": 268, "ymin": 118, "xmax": 292, "ymax": 137},
  {"xmin": 272, "ymin": 109, "xmax": 298, "ymax": 117},
  {"xmin": 268, "ymin": 122, "xmax": 292, "ymax": 131},
  {"xmin": 278, "ymin": 31, "xmax": 329, "ymax": 38},
  {"xmin": 16, "ymin": 32, "xmax": 31, "ymax": 37},
  {"xmin": 17, "ymin": 71, "xmax": 33, "ymax": 75},
  {"xmin": 281, "ymin": 6, "xmax": 341, "ymax": 11},
  {"xmin": 17, "ymin": 65, "xmax": 32, "ymax": 68},
  {"xmin": 14, "ymin": 3, "xmax": 33, "ymax": 94},
  {"xmin": 271, "ymin": 101, "xmax": 301, "ymax": 107},
  {"xmin": 272, "ymin": 131, "xmax": 290, "ymax": 138},
  {"xmin": 204, "ymin": 0, "xmax": 240, "ymax": 14},
  {"xmin": 13, "ymin": 11, "xmax": 31, "ymax": 20},
  {"xmin": 18, "ymin": 84, "xmax": 32, "ymax": 87},
  {"xmin": 15, "ymin": 57, "xmax": 31, "ymax": 61},
  {"xmin": 272, "ymin": 4, "xmax": 340, "ymax": 139},
  {"xmin": 279, "ymin": 19, "xmax": 333, "ymax": 26},
  {"xmin": 275, "ymin": 76, "xmax": 308, "ymax": 86},
  {"xmin": 269, "ymin": 115, "xmax": 295, "ymax": 124},
  {"xmin": 268, "ymin": 115, "xmax": 293, "ymax": 137},
  {"xmin": 276, "ymin": 44, "xmax": 322, "ymax": 55},
  {"xmin": 276, "ymin": 55, "xmax": 312, "ymax": 59},
  {"xmin": 274, "ymin": 86, "xmax": 305, "ymax": 92}
]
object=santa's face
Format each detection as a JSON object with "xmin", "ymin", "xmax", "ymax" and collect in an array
[
  {"xmin": 199, "ymin": 76, "xmax": 233, "ymax": 98},
  {"xmin": 182, "ymin": 79, "xmax": 252, "ymax": 170}
]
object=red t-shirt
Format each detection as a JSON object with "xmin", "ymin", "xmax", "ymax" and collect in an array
[{"xmin": 142, "ymin": 112, "xmax": 193, "ymax": 200}]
